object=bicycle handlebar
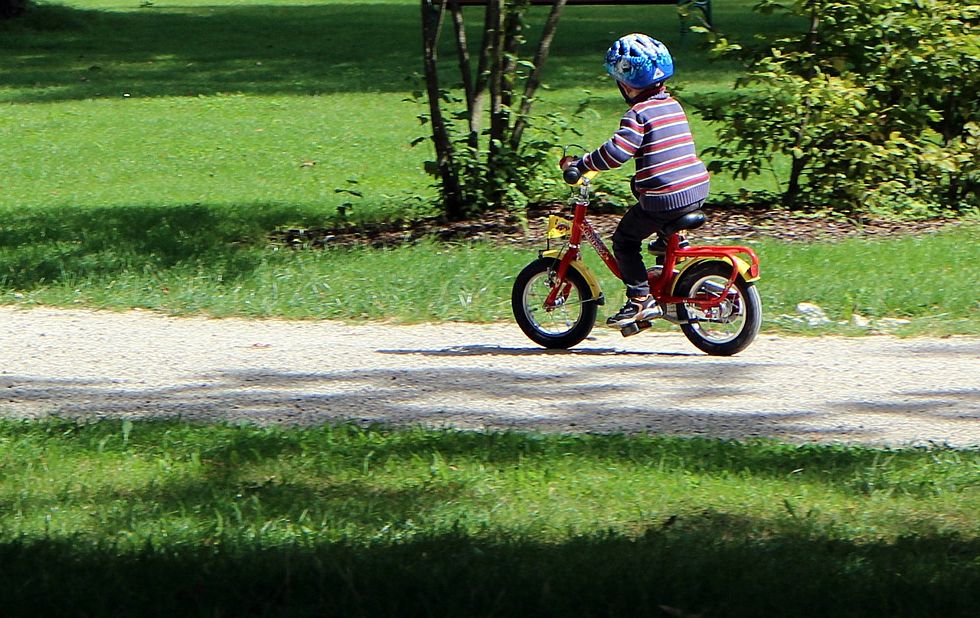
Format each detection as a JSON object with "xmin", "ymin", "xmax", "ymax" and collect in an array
[
  {"xmin": 563, "ymin": 166, "xmax": 582, "ymax": 185},
  {"xmin": 559, "ymin": 151, "xmax": 597, "ymax": 186},
  {"xmin": 563, "ymin": 167, "xmax": 598, "ymax": 187}
]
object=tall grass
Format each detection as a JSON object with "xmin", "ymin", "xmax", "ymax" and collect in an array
[
  {"xmin": 3, "ymin": 209, "xmax": 977, "ymax": 333},
  {"xmin": 0, "ymin": 419, "xmax": 977, "ymax": 617},
  {"xmin": 758, "ymin": 228, "xmax": 980, "ymax": 334}
]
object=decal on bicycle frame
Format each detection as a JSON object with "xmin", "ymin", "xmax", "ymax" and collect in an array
[{"xmin": 583, "ymin": 225, "xmax": 614, "ymax": 265}]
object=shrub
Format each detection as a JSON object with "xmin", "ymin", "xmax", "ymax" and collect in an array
[{"xmin": 698, "ymin": 0, "xmax": 979, "ymax": 217}]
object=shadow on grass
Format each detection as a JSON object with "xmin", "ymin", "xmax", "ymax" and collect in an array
[
  {"xmin": 2, "ymin": 3, "xmax": 424, "ymax": 101},
  {"xmin": 1, "ymin": 517, "xmax": 977, "ymax": 617},
  {"xmin": 0, "ymin": 2, "xmax": 783, "ymax": 104},
  {"xmin": 0, "ymin": 420, "xmax": 978, "ymax": 616},
  {"xmin": 0, "ymin": 201, "xmax": 326, "ymax": 287}
]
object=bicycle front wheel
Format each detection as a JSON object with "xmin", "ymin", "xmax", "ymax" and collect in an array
[{"xmin": 512, "ymin": 257, "xmax": 597, "ymax": 349}]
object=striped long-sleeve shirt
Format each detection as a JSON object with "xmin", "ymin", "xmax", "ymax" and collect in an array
[{"xmin": 576, "ymin": 92, "xmax": 709, "ymax": 211}]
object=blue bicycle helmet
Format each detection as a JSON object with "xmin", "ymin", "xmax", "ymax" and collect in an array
[{"xmin": 604, "ymin": 33, "xmax": 674, "ymax": 89}]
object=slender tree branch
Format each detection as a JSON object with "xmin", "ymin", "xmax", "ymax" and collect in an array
[
  {"xmin": 487, "ymin": 0, "xmax": 506, "ymax": 150},
  {"xmin": 447, "ymin": 0, "xmax": 474, "ymax": 108},
  {"xmin": 511, "ymin": 0, "xmax": 567, "ymax": 148},
  {"xmin": 469, "ymin": 0, "xmax": 501, "ymax": 151}
]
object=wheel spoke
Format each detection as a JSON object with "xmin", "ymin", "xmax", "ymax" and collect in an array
[
  {"xmin": 673, "ymin": 262, "xmax": 761, "ymax": 356},
  {"xmin": 684, "ymin": 275, "xmax": 746, "ymax": 344},
  {"xmin": 524, "ymin": 271, "xmax": 584, "ymax": 336}
]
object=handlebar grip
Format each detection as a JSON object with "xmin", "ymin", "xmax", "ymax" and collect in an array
[{"xmin": 563, "ymin": 166, "xmax": 582, "ymax": 185}]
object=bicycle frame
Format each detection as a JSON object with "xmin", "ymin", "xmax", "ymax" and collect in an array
[{"xmin": 543, "ymin": 181, "xmax": 760, "ymax": 313}]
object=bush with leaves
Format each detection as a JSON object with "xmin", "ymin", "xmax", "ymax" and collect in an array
[
  {"xmin": 698, "ymin": 0, "xmax": 979, "ymax": 217},
  {"xmin": 0, "ymin": 0, "xmax": 28, "ymax": 20}
]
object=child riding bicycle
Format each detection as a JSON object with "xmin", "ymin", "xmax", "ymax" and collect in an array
[{"xmin": 560, "ymin": 33, "xmax": 710, "ymax": 329}]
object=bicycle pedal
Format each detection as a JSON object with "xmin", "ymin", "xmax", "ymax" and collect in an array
[{"xmin": 620, "ymin": 320, "xmax": 652, "ymax": 337}]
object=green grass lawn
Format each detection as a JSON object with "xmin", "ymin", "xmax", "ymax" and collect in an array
[
  {"xmin": 0, "ymin": 0, "xmax": 976, "ymax": 333},
  {"xmin": 2, "ymin": 5, "xmax": 978, "ymax": 614},
  {"xmin": 0, "ymin": 419, "xmax": 977, "ymax": 617},
  {"xmin": 1, "ymin": 0, "xmax": 794, "ymax": 219}
]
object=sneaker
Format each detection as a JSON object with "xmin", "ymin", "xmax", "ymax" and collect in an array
[
  {"xmin": 647, "ymin": 235, "xmax": 689, "ymax": 255},
  {"xmin": 606, "ymin": 295, "xmax": 663, "ymax": 328}
]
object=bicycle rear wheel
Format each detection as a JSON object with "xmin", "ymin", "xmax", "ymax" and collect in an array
[{"xmin": 674, "ymin": 261, "xmax": 762, "ymax": 356}]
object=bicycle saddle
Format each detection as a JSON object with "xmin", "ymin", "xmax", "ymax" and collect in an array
[{"xmin": 661, "ymin": 210, "xmax": 707, "ymax": 237}]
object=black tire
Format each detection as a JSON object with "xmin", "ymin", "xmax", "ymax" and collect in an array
[
  {"xmin": 512, "ymin": 257, "xmax": 597, "ymax": 349},
  {"xmin": 674, "ymin": 261, "xmax": 762, "ymax": 356}
]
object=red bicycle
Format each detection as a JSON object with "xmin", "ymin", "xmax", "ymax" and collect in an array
[{"xmin": 511, "ymin": 162, "xmax": 762, "ymax": 356}]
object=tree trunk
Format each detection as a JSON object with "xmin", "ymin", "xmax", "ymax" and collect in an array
[
  {"xmin": 486, "ymin": 0, "xmax": 508, "ymax": 208},
  {"xmin": 784, "ymin": 153, "xmax": 808, "ymax": 210},
  {"xmin": 421, "ymin": 0, "xmax": 466, "ymax": 220},
  {"xmin": 498, "ymin": 7, "xmax": 523, "ymax": 114},
  {"xmin": 419, "ymin": 0, "xmax": 568, "ymax": 216},
  {"xmin": 447, "ymin": 0, "xmax": 474, "ymax": 108},
  {"xmin": 783, "ymin": 94, "xmax": 812, "ymax": 210},
  {"xmin": 467, "ymin": 0, "xmax": 500, "ymax": 152}
]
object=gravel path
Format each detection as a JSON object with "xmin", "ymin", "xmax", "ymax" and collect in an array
[{"xmin": 2, "ymin": 306, "xmax": 978, "ymax": 447}]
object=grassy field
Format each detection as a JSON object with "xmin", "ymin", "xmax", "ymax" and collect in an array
[
  {"xmin": 2, "ymin": 0, "xmax": 976, "ymax": 333},
  {"xmin": 0, "ymin": 419, "xmax": 977, "ymax": 617},
  {"xmin": 1, "ymin": 4, "xmax": 978, "ymax": 615},
  {"xmin": 0, "ymin": 0, "xmax": 792, "ymax": 217}
]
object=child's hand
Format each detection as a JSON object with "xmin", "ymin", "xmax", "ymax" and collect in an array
[{"xmin": 559, "ymin": 156, "xmax": 578, "ymax": 171}]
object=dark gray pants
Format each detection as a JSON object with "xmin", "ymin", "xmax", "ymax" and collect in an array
[{"xmin": 611, "ymin": 201, "xmax": 704, "ymax": 298}]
